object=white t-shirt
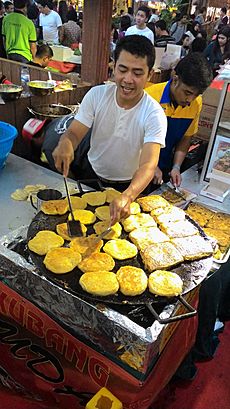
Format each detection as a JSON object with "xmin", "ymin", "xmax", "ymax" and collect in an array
[
  {"xmin": 75, "ymin": 84, "xmax": 166, "ymax": 181},
  {"xmin": 39, "ymin": 10, "xmax": 62, "ymax": 44},
  {"xmin": 125, "ymin": 25, "xmax": 154, "ymax": 44}
]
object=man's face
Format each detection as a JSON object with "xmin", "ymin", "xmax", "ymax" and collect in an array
[
  {"xmin": 37, "ymin": 4, "xmax": 49, "ymax": 14},
  {"xmin": 171, "ymin": 77, "xmax": 199, "ymax": 107},
  {"xmin": 181, "ymin": 15, "xmax": 187, "ymax": 25},
  {"xmin": 6, "ymin": 4, "xmax": 13, "ymax": 13},
  {"xmin": 114, "ymin": 50, "xmax": 151, "ymax": 108},
  {"xmin": 135, "ymin": 10, "xmax": 147, "ymax": 28}
]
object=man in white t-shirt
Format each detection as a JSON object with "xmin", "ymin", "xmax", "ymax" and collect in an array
[
  {"xmin": 37, "ymin": 0, "xmax": 62, "ymax": 44},
  {"xmin": 125, "ymin": 6, "xmax": 154, "ymax": 44},
  {"xmin": 43, "ymin": 35, "xmax": 166, "ymax": 222}
]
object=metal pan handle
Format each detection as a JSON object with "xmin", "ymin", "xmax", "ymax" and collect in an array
[{"xmin": 147, "ymin": 295, "xmax": 197, "ymax": 324}]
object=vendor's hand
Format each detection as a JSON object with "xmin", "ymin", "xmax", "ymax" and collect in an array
[
  {"xmin": 152, "ymin": 167, "xmax": 163, "ymax": 185},
  {"xmin": 52, "ymin": 139, "xmax": 74, "ymax": 177},
  {"xmin": 109, "ymin": 193, "xmax": 132, "ymax": 225},
  {"xmin": 170, "ymin": 168, "xmax": 182, "ymax": 187}
]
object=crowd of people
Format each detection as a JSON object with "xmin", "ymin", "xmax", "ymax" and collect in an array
[
  {"xmin": 110, "ymin": 5, "xmax": 230, "ymax": 78},
  {"xmin": 0, "ymin": 0, "xmax": 82, "ymax": 62}
]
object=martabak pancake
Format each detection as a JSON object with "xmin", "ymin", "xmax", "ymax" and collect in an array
[
  {"xmin": 116, "ymin": 266, "xmax": 148, "ymax": 296},
  {"xmin": 79, "ymin": 271, "xmax": 119, "ymax": 296},
  {"xmin": 28, "ymin": 230, "xmax": 64, "ymax": 255},
  {"xmin": 44, "ymin": 247, "xmax": 81, "ymax": 274}
]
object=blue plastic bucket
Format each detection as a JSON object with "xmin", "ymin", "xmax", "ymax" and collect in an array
[{"xmin": 0, "ymin": 121, "xmax": 18, "ymax": 169}]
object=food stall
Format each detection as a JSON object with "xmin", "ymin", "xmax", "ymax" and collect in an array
[{"xmin": 0, "ymin": 138, "xmax": 229, "ymax": 408}]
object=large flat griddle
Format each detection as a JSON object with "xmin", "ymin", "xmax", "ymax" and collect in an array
[{"xmin": 27, "ymin": 208, "xmax": 212, "ymax": 309}]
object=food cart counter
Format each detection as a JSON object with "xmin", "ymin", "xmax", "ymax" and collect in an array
[{"xmin": 0, "ymin": 154, "xmax": 227, "ymax": 409}]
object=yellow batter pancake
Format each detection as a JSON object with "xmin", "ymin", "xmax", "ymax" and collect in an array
[
  {"xmin": 95, "ymin": 205, "xmax": 110, "ymax": 221},
  {"xmin": 44, "ymin": 247, "xmax": 82, "ymax": 274},
  {"xmin": 69, "ymin": 209, "xmax": 96, "ymax": 224},
  {"xmin": 28, "ymin": 230, "xmax": 64, "ymax": 255},
  {"xmin": 116, "ymin": 266, "xmax": 148, "ymax": 296},
  {"xmin": 148, "ymin": 270, "xmax": 183, "ymax": 297},
  {"xmin": 103, "ymin": 239, "xmax": 138, "ymax": 260},
  {"xmin": 79, "ymin": 271, "xmax": 119, "ymax": 296},
  {"xmin": 41, "ymin": 199, "xmax": 68, "ymax": 215},
  {"xmin": 122, "ymin": 213, "xmax": 157, "ymax": 232},
  {"xmin": 78, "ymin": 252, "xmax": 115, "ymax": 272},
  {"xmin": 137, "ymin": 195, "xmax": 169, "ymax": 212},
  {"xmin": 82, "ymin": 191, "xmax": 106, "ymax": 206},
  {"xmin": 69, "ymin": 234, "xmax": 103, "ymax": 255},
  {"xmin": 105, "ymin": 188, "xmax": 121, "ymax": 203}
]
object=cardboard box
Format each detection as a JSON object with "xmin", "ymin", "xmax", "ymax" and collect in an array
[{"xmin": 197, "ymin": 82, "xmax": 230, "ymax": 141}]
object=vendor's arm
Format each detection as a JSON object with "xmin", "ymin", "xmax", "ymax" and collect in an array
[
  {"xmin": 30, "ymin": 42, "xmax": 37, "ymax": 59},
  {"xmin": 52, "ymin": 119, "xmax": 89, "ymax": 177},
  {"xmin": 110, "ymin": 142, "xmax": 161, "ymax": 224},
  {"xmin": 170, "ymin": 134, "xmax": 192, "ymax": 187}
]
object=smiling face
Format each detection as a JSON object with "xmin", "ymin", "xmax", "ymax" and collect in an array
[
  {"xmin": 170, "ymin": 76, "xmax": 199, "ymax": 107},
  {"xmin": 135, "ymin": 10, "xmax": 147, "ymax": 29},
  {"xmin": 114, "ymin": 50, "xmax": 152, "ymax": 109}
]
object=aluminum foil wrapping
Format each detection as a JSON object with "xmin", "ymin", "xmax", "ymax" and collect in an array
[{"xmin": 0, "ymin": 226, "xmax": 182, "ymax": 378}]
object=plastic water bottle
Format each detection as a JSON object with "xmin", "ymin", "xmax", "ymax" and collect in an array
[{"xmin": 20, "ymin": 66, "xmax": 30, "ymax": 97}]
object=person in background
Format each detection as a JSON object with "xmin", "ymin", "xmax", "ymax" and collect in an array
[
  {"xmin": 194, "ymin": 7, "xmax": 210, "ymax": 28},
  {"xmin": 4, "ymin": 1, "xmax": 13, "ymax": 14},
  {"xmin": 58, "ymin": 0, "xmax": 68, "ymax": 23},
  {"xmin": 125, "ymin": 6, "xmax": 135, "ymax": 25},
  {"xmin": 148, "ymin": 8, "xmax": 159, "ymax": 23},
  {"xmin": 59, "ymin": 9, "xmax": 81, "ymax": 47},
  {"xmin": 2, "ymin": 0, "xmax": 37, "ymax": 63},
  {"xmin": 27, "ymin": 2, "xmax": 39, "ymax": 32},
  {"xmin": 118, "ymin": 15, "xmax": 131, "ymax": 39},
  {"xmin": 145, "ymin": 53, "xmax": 213, "ymax": 187},
  {"xmin": 0, "ymin": 1, "xmax": 6, "ymax": 58},
  {"xmin": 42, "ymin": 35, "xmax": 167, "ymax": 223},
  {"xmin": 203, "ymin": 26, "xmax": 230, "ymax": 77},
  {"xmin": 179, "ymin": 33, "xmax": 190, "ymax": 57},
  {"xmin": 191, "ymin": 36, "xmax": 207, "ymax": 53},
  {"xmin": 29, "ymin": 43, "xmax": 53, "ymax": 67},
  {"xmin": 170, "ymin": 13, "xmax": 188, "ymax": 44},
  {"xmin": 154, "ymin": 19, "xmax": 176, "ymax": 48},
  {"xmin": 219, "ymin": 7, "xmax": 228, "ymax": 27},
  {"xmin": 188, "ymin": 20, "xmax": 201, "ymax": 38},
  {"xmin": 37, "ymin": 0, "xmax": 62, "ymax": 44},
  {"xmin": 125, "ymin": 6, "xmax": 154, "ymax": 44}
]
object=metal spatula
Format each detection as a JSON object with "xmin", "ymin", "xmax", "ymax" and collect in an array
[{"xmin": 63, "ymin": 177, "xmax": 83, "ymax": 237}]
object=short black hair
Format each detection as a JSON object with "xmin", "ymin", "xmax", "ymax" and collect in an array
[
  {"xmin": 67, "ymin": 8, "xmax": 78, "ymax": 22},
  {"xmin": 191, "ymin": 37, "xmax": 207, "ymax": 53},
  {"xmin": 114, "ymin": 35, "xmax": 155, "ymax": 73},
  {"xmin": 155, "ymin": 19, "xmax": 167, "ymax": 31},
  {"xmin": 137, "ymin": 5, "xmax": 150, "ymax": 19},
  {"xmin": 0, "ymin": 0, "xmax": 4, "ymax": 10},
  {"xmin": 14, "ymin": 0, "xmax": 28, "ymax": 9},
  {"xmin": 36, "ymin": 0, "xmax": 53, "ymax": 9},
  {"xmin": 36, "ymin": 44, "xmax": 53, "ymax": 58},
  {"xmin": 175, "ymin": 52, "xmax": 213, "ymax": 93},
  {"xmin": 221, "ymin": 7, "xmax": 227, "ymax": 14},
  {"xmin": 4, "ymin": 1, "xmax": 13, "ymax": 9}
]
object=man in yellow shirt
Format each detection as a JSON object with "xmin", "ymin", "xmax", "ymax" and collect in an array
[{"xmin": 145, "ymin": 52, "xmax": 213, "ymax": 186}]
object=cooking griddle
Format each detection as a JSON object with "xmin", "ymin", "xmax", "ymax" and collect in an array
[{"xmin": 27, "ymin": 207, "xmax": 212, "ymax": 313}]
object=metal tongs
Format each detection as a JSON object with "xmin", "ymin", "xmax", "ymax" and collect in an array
[{"xmin": 63, "ymin": 177, "xmax": 83, "ymax": 237}]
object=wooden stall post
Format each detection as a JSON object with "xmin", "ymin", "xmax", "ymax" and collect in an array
[{"xmin": 81, "ymin": 0, "xmax": 113, "ymax": 85}]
